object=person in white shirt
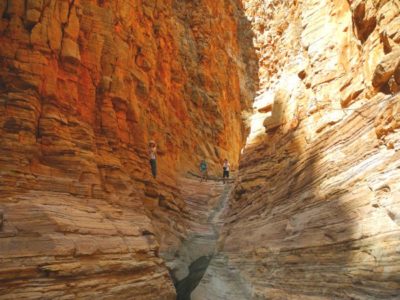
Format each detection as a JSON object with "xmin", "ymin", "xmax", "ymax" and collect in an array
[
  {"xmin": 222, "ymin": 159, "xmax": 230, "ymax": 184},
  {"xmin": 149, "ymin": 140, "xmax": 157, "ymax": 178}
]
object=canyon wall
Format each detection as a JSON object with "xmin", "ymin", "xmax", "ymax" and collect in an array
[
  {"xmin": 2, "ymin": 0, "xmax": 399, "ymax": 299},
  {"xmin": 196, "ymin": 0, "xmax": 400, "ymax": 299},
  {"xmin": 0, "ymin": 0, "xmax": 257, "ymax": 298}
]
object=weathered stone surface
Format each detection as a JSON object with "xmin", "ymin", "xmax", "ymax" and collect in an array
[
  {"xmin": 394, "ymin": 58, "xmax": 400, "ymax": 84},
  {"xmin": 0, "ymin": 0, "xmax": 256, "ymax": 298},
  {"xmin": 372, "ymin": 49, "xmax": 400, "ymax": 89},
  {"xmin": 195, "ymin": 0, "xmax": 400, "ymax": 299}
]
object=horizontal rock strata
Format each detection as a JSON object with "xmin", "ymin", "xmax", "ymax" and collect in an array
[
  {"xmin": 0, "ymin": 0, "xmax": 257, "ymax": 298},
  {"xmin": 197, "ymin": 0, "xmax": 400, "ymax": 299}
]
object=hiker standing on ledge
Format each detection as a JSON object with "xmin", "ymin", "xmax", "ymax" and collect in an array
[
  {"xmin": 222, "ymin": 159, "xmax": 230, "ymax": 184},
  {"xmin": 149, "ymin": 140, "xmax": 157, "ymax": 179},
  {"xmin": 200, "ymin": 159, "xmax": 208, "ymax": 182}
]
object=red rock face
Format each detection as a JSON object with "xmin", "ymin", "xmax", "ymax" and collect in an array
[{"xmin": 0, "ymin": 0, "xmax": 257, "ymax": 298}]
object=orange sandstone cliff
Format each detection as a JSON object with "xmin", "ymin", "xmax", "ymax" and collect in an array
[{"xmin": 0, "ymin": 0, "xmax": 257, "ymax": 298}]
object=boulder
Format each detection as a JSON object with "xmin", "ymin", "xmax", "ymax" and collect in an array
[{"xmin": 372, "ymin": 49, "xmax": 400, "ymax": 88}]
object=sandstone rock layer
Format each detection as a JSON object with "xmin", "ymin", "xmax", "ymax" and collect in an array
[
  {"xmin": 198, "ymin": 0, "xmax": 400, "ymax": 299},
  {"xmin": 0, "ymin": 0, "xmax": 256, "ymax": 298}
]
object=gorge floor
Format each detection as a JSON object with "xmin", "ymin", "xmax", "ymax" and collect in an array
[{"xmin": 164, "ymin": 178, "xmax": 233, "ymax": 300}]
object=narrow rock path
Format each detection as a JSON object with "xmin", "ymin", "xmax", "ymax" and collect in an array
[{"xmin": 172, "ymin": 177, "xmax": 233, "ymax": 300}]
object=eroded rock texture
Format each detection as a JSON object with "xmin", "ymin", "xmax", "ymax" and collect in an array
[
  {"xmin": 2, "ymin": 0, "xmax": 399, "ymax": 299},
  {"xmin": 0, "ymin": 0, "xmax": 257, "ymax": 298},
  {"xmin": 197, "ymin": 0, "xmax": 400, "ymax": 299}
]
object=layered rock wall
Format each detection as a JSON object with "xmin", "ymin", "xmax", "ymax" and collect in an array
[
  {"xmin": 0, "ymin": 1, "xmax": 257, "ymax": 298},
  {"xmin": 197, "ymin": 0, "xmax": 400, "ymax": 299},
  {"xmin": 2, "ymin": 0, "xmax": 399, "ymax": 299}
]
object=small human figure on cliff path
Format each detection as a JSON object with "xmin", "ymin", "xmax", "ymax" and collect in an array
[
  {"xmin": 149, "ymin": 140, "xmax": 157, "ymax": 179},
  {"xmin": 222, "ymin": 159, "xmax": 230, "ymax": 184},
  {"xmin": 200, "ymin": 159, "xmax": 208, "ymax": 182}
]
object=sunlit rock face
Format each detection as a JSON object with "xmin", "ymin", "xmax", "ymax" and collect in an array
[
  {"xmin": 196, "ymin": 0, "xmax": 400, "ymax": 299},
  {"xmin": 0, "ymin": 0, "xmax": 257, "ymax": 298}
]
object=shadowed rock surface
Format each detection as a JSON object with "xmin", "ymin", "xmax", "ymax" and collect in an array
[
  {"xmin": 175, "ymin": 255, "xmax": 213, "ymax": 300},
  {"xmin": 194, "ymin": 0, "xmax": 400, "ymax": 299}
]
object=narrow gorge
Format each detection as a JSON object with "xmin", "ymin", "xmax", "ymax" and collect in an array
[{"xmin": 0, "ymin": 0, "xmax": 399, "ymax": 299}]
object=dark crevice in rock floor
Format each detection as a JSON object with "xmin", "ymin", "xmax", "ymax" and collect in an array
[
  {"xmin": 175, "ymin": 255, "xmax": 213, "ymax": 300},
  {"xmin": 168, "ymin": 180, "xmax": 233, "ymax": 300}
]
